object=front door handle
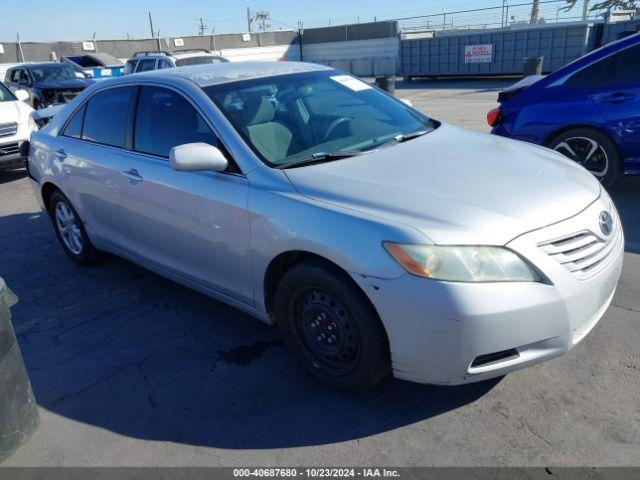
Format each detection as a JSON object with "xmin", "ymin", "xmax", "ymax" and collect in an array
[{"xmin": 122, "ymin": 168, "xmax": 143, "ymax": 183}]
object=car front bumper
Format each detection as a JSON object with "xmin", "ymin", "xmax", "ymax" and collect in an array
[
  {"xmin": 0, "ymin": 140, "xmax": 27, "ymax": 171},
  {"xmin": 353, "ymin": 194, "xmax": 624, "ymax": 385}
]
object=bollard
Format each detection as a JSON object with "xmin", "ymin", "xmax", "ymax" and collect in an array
[
  {"xmin": 0, "ymin": 278, "xmax": 38, "ymax": 462},
  {"xmin": 523, "ymin": 57, "xmax": 544, "ymax": 77},
  {"xmin": 375, "ymin": 75, "xmax": 396, "ymax": 95}
]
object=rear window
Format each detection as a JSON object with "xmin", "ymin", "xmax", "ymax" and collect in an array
[
  {"xmin": 62, "ymin": 104, "xmax": 86, "ymax": 139},
  {"xmin": 566, "ymin": 44, "xmax": 640, "ymax": 90},
  {"xmin": 175, "ymin": 56, "xmax": 227, "ymax": 67},
  {"xmin": 136, "ymin": 59, "xmax": 156, "ymax": 72},
  {"xmin": 82, "ymin": 87, "xmax": 135, "ymax": 148}
]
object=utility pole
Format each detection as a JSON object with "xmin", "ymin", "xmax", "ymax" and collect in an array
[
  {"xmin": 246, "ymin": 7, "xmax": 253, "ymax": 32},
  {"xmin": 16, "ymin": 33, "xmax": 25, "ymax": 62},
  {"xmin": 148, "ymin": 12, "xmax": 155, "ymax": 39},
  {"xmin": 254, "ymin": 10, "xmax": 270, "ymax": 31},
  {"xmin": 148, "ymin": 12, "xmax": 161, "ymax": 52},
  {"xmin": 530, "ymin": 0, "xmax": 540, "ymax": 24},
  {"xmin": 197, "ymin": 17, "xmax": 207, "ymax": 35},
  {"xmin": 582, "ymin": 0, "xmax": 589, "ymax": 20}
]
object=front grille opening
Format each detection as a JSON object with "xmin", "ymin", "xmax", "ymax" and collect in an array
[{"xmin": 471, "ymin": 348, "xmax": 519, "ymax": 368}]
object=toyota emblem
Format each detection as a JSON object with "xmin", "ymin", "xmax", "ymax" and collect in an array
[{"xmin": 599, "ymin": 211, "xmax": 613, "ymax": 236}]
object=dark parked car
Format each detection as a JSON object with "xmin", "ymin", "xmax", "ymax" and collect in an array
[
  {"xmin": 4, "ymin": 63, "xmax": 94, "ymax": 109},
  {"xmin": 489, "ymin": 33, "xmax": 640, "ymax": 187}
]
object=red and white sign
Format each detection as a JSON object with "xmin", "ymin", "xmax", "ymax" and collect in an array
[{"xmin": 464, "ymin": 44, "xmax": 493, "ymax": 63}]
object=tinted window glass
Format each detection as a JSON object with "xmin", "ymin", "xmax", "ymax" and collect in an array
[
  {"xmin": 158, "ymin": 59, "xmax": 173, "ymax": 69},
  {"xmin": 603, "ymin": 44, "xmax": 640, "ymax": 84},
  {"xmin": 134, "ymin": 86, "xmax": 218, "ymax": 157},
  {"xmin": 566, "ymin": 45, "xmax": 640, "ymax": 89},
  {"xmin": 175, "ymin": 56, "xmax": 227, "ymax": 67},
  {"xmin": 62, "ymin": 104, "xmax": 86, "ymax": 139},
  {"xmin": 82, "ymin": 87, "xmax": 134, "ymax": 147},
  {"xmin": 137, "ymin": 59, "xmax": 156, "ymax": 72}
]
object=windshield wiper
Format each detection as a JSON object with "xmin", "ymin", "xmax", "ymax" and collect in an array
[
  {"xmin": 276, "ymin": 150, "xmax": 364, "ymax": 169},
  {"xmin": 394, "ymin": 129, "xmax": 431, "ymax": 143},
  {"xmin": 367, "ymin": 129, "xmax": 432, "ymax": 152}
]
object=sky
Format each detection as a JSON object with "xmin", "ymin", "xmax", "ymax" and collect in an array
[{"xmin": 0, "ymin": 0, "xmax": 585, "ymax": 42}]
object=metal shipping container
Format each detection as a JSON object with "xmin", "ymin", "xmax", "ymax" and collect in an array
[{"xmin": 402, "ymin": 23, "xmax": 596, "ymax": 78}]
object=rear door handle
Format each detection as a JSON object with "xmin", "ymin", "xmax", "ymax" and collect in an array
[
  {"xmin": 600, "ymin": 92, "xmax": 635, "ymax": 103},
  {"xmin": 55, "ymin": 148, "xmax": 67, "ymax": 160},
  {"xmin": 121, "ymin": 168, "xmax": 143, "ymax": 183}
]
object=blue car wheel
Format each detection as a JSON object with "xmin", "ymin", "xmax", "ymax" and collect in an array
[{"xmin": 548, "ymin": 128, "xmax": 622, "ymax": 187}]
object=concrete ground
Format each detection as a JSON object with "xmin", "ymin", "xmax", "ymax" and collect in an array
[{"xmin": 1, "ymin": 79, "xmax": 639, "ymax": 467}]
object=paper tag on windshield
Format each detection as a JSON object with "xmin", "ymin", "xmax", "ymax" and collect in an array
[{"xmin": 330, "ymin": 75, "xmax": 373, "ymax": 92}]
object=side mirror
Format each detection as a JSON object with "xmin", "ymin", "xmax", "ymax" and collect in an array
[
  {"xmin": 15, "ymin": 89, "xmax": 29, "ymax": 102},
  {"xmin": 169, "ymin": 143, "xmax": 228, "ymax": 172},
  {"xmin": 400, "ymin": 98, "xmax": 413, "ymax": 108}
]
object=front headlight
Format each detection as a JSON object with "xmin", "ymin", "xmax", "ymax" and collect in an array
[{"xmin": 383, "ymin": 243, "xmax": 542, "ymax": 282}]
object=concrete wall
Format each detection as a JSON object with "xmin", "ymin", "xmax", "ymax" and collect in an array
[{"xmin": 302, "ymin": 37, "xmax": 400, "ymax": 75}]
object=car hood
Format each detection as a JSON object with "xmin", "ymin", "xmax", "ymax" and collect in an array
[
  {"xmin": 283, "ymin": 124, "xmax": 601, "ymax": 245},
  {"xmin": 0, "ymin": 100, "xmax": 32, "ymax": 124},
  {"xmin": 33, "ymin": 79, "xmax": 92, "ymax": 90}
]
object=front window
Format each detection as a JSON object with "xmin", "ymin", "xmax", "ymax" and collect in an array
[
  {"xmin": 0, "ymin": 82, "xmax": 16, "ymax": 102},
  {"xmin": 28, "ymin": 65, "xmax": 81, "ymax": 82},
  {"xmin": 204, "ymin": 71, "xmax": 435, "ymax": 167}
]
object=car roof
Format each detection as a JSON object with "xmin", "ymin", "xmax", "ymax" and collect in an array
[
  {"xmin": 172, "ymin": 51, "xmax": 221, "ymax": 60},
  {"xmin": 124, "ymin": 61, "xmax": 333, "ymax": 87},
  {"xmin": 12, "ymin": 62, "xmax": 72, "ymax": 70}
]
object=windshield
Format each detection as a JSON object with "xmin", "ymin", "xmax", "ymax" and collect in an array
[
  {"xmin": 176, "ymin": 56, "xmax": 228, "ymax": 67},
  {"xmin": 0, "ymin": 82, "xmax": 16, "ymax": 102},
  {"xmin": 204, "ymin": 70, "xmax": 435, "ymax": 167},
  {"xmin": 29, "ymin": 65, "xmax": 80, "ymax": 83}
]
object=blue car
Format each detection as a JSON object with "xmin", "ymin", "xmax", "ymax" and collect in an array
[{"xmin": 490, "ymin": 33, "xmax": 640, "ymax": 187}]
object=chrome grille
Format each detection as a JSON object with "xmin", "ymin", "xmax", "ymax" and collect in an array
[
  {"xmin": 0, "ymin": 142, "xmax": 20, "ymax": 156},
  {"xmin": 539, "ymin": 215, "xmax": 622, "ymax": 279},
  {"xmin": 0, "ymin": 122, "xmax": 18, "ymax": 137}
]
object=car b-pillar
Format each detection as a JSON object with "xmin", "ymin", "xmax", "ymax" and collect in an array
[{"xmin": 0, "ymin": 277, "xmax": 38, "ymax": 462}]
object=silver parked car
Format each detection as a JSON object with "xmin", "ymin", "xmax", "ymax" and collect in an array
[{"xmin": 27, "ymin": 62, "xmax": 623, "ymax": 391}]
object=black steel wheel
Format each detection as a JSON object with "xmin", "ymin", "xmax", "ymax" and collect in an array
[
  {"xmin": 275, "ymin": 260, "xmax": 390, "ymax": 392},
  {"xmin": 294, "ymin": 287, "xmax": 360, "ymax": 375}
]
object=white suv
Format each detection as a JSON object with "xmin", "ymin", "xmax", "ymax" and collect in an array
[
  {"xmin": 124, "ymin": 49, "xmax": 229, "ymax": 74},
  {"xmin": 0, "ymin": 82, "xmax": 36, "ymax": 171}
]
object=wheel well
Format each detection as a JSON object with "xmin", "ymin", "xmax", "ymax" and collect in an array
[
  {"xmin": 41, "ymin": 182, "xmax": 59, "ymax": 213},
  {"xmin": 263, "ymin": 251, "xmax": 382, "ymax": 324},
  {"xmin": 542, "ymin": 124, "xmax": 616, "ymax": 148}
]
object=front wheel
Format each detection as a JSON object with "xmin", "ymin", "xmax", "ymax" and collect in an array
[
  {"xmin": 49, "ymin": 191, "xmax": 99, "ymax": 265},
  {"xmin": 275, "ymin": 261, "xmax": 390, "ymax": 392},
  {"xmin": 548, "ymin": 128, "xmax": 622, "ymax": 188}
]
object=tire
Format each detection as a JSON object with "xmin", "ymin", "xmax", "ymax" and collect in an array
[
  {"xmin": 548, "ymin": 128, "xmax": 622, "ymax": 188},
  {"xmin": 48, "ymin": 191, "xmax": 99, "ymax": 265},
  {"xmin": 275, "ymin": 261, "xmax": 390, "ymax": 392}
]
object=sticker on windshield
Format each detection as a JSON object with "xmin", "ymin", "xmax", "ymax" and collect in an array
[{"xmin": 330, "ymin": 75, "xmax": 373, "ymax": 92}]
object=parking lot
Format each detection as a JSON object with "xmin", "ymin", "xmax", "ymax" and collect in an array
[{"xmin": 1, "ymin": 78, "xmax": 639, "ymax": 467}]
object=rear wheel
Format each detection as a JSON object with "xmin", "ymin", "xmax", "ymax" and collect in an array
[
  {"xmin": 49, "ymin": 191, "xmax": 99, "ymax": 265},
  {"xmin": 548, "ymin": 128, "xmax": 622, "ymax": 188},
  {"xmin": 275, "ymin": 261, "xmax": 390, "ymax": 392}
]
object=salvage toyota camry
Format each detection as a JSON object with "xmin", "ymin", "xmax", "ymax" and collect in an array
[{"xmin": 27, "ymin": 62, "xmax": 623, "ymax": 391}]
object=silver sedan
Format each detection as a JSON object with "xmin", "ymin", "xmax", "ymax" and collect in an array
[{"xmin": 27, "ymin": 62, "xmax": 623, "ymax": 391}]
